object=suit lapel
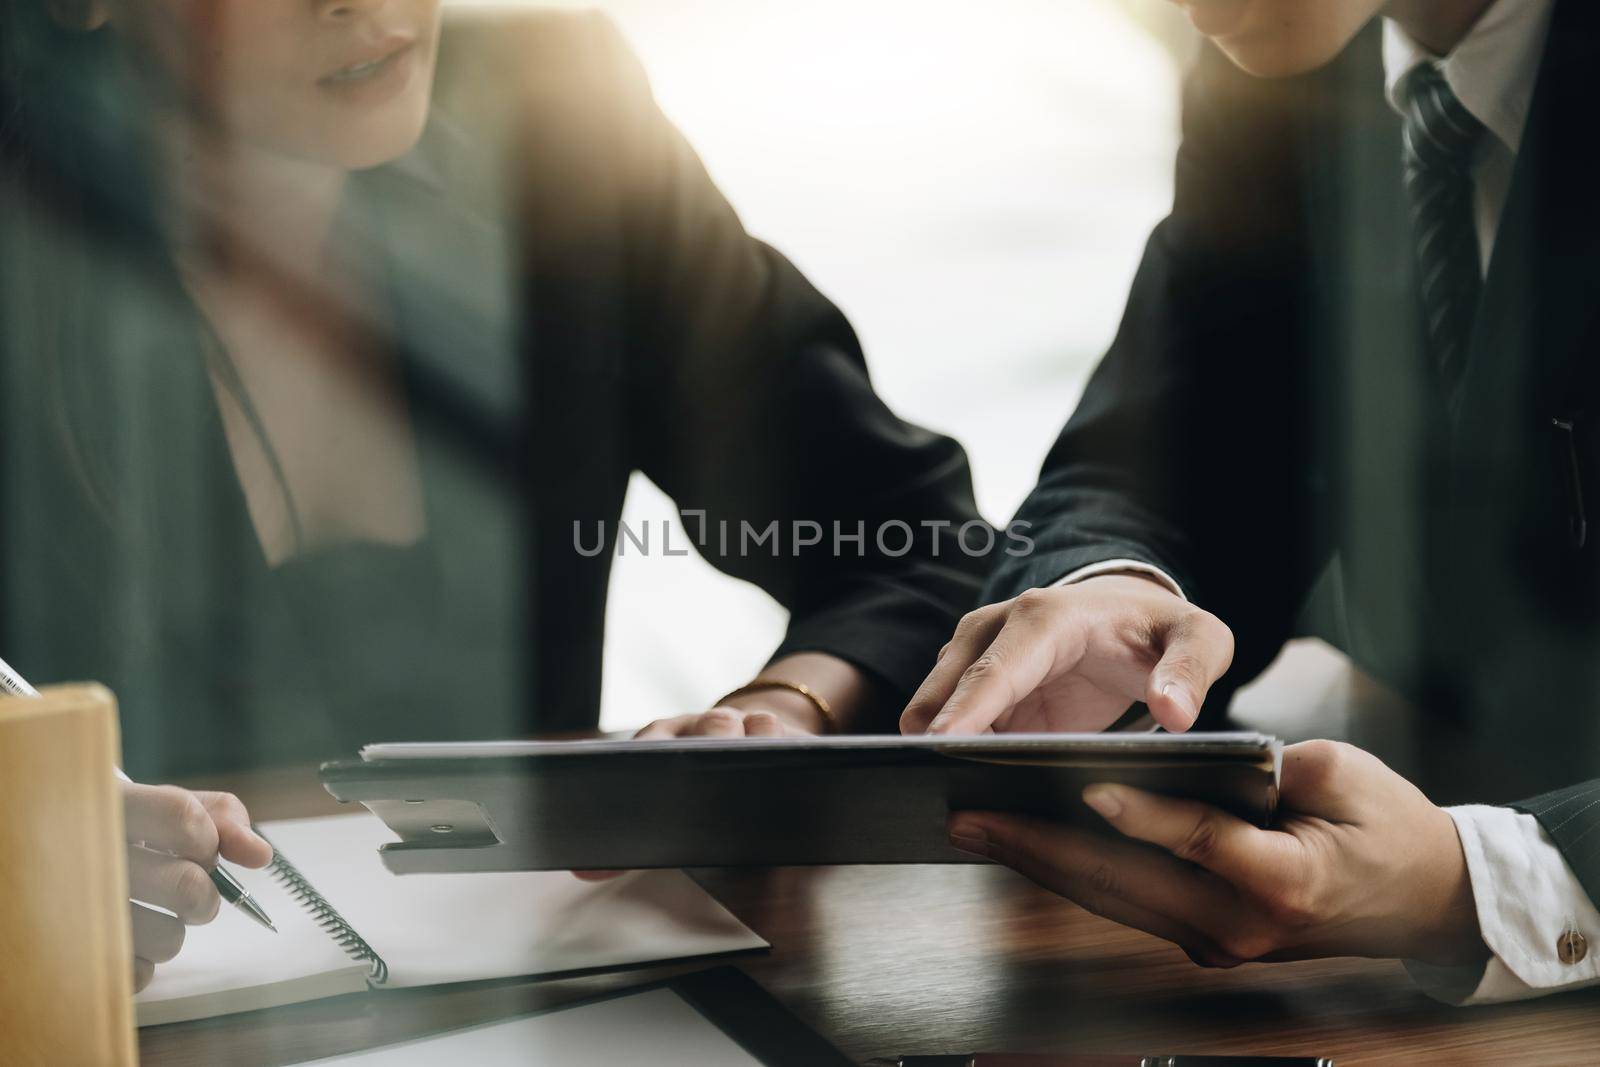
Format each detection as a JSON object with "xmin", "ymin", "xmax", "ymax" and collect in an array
[
  {"xmin": 1297, "ymin": 7, "xmax": 1600, "ymax": 773},
  {"xmin": 1431, "ymin": 0, "xmax": 1600, "ymax": 755},
  {"xmin": 1458, "ymin": 0, "xmax": 1600, "ymax": 458}
]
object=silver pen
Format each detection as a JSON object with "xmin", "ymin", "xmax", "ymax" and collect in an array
[{"xmin": 0, "ymin": 654, "xmax": 276, "ymax": 932}]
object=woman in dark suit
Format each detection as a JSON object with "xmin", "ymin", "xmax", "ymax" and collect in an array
[{"xmin": 0, "ymin": 0, "xmax": 985, "ymax": 988}]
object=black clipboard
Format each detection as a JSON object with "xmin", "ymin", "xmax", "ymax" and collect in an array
[
  {"xmin": 319, "ymin": 733, "xmax": 1281, "ymax": 875},
  {"xmin": 666, "ymin": 967, "xmax": 851, "ymax": 1066}
]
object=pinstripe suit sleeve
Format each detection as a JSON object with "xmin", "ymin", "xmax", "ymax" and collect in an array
[{"xmin": 1514, "ymin": 781, "xmax": 1600, "ymax": 906}]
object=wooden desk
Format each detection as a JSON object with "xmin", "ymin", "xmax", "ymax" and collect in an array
[{"xmin": 140, "ymin": 767, "xmax": 1600, "ymax": 1066}]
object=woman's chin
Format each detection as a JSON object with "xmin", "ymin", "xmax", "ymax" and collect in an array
[
  {"xmin": 289, "ymin": 104, "xmax": 432, "ymax": 173},
  {"xmin": 332, "ymin": 126, "xmax": 429, "ymax": 172}
]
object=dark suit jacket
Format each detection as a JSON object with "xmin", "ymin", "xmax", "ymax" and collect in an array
[
  {"xmin": 987, "ymin": 2, "xmax": 1600, "ymax": 903},
  {"xmin": 0, "ymin": 12, "xmax": 987, "ymax": 775}
]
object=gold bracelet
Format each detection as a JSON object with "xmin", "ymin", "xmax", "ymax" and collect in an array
[{"xmin": 716, "ymin": 678, "xmax": 838, "ymax": 734}]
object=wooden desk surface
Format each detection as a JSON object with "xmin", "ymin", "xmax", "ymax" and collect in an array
[{"xmin": 140, "ymin": 766, "xmax": 1600, "ymax": 1067}]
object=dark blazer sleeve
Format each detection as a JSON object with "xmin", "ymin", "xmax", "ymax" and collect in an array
[
  {"xmin": 1514, "ymin": 782, "xmax": 1600, "ymax": 909},
  {"xmin": 588, "ymin": 15, "xmax": 989, "ymax": 710},
  {"xmin": 983, "ymin": 46, "xmax": 1337, "ymax": 702}
]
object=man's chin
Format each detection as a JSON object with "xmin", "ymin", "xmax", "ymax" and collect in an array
[{"xmin": 1214, "ymin": 31, "xmax": 1363, "ymax": 79}]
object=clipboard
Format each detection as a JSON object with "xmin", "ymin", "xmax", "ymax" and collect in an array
[{"xmin": 319, "ymin": 733, "xmax": 1281, "ymax": 875}]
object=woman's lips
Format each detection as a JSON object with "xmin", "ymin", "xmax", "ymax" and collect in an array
[
  {"xmin": 1180, "ymin": 0, "xmax": 1253, "ymax": 38},
  {"xmin": 318, "ymin": 37, "xmax": 416, "ymax": 87},
  {"xmin": 316, "ymin": 39, "xmax": 419, "ymax": 103}
]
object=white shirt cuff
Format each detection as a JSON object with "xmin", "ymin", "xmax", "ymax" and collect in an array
[
  {"xmin": 1405, "ymin": 805, "xmax": 1600, "ymax": 1005},
  {"xmin": 1053, "ymin": 559, "xmax": 1186, "ymax": 600}
]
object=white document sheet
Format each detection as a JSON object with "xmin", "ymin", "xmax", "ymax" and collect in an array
[
  {"xmin": 296, "ymin": 988, "xmax": 763, "ymax": 1066},
  {"xmin": 136, "ymin": 813, "xmax": 766, "ymax": 1026}
]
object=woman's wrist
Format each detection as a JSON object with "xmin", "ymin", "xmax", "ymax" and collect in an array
[
  {"xmin": 718, "ymin": 686, "xmax": 832, "ymax": 733},
  {"xmin": 722, "ymin": 652, "xmax": 879, "ymax": 734}
]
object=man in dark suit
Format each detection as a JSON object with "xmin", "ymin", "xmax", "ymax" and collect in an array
[{"xmin": 903, "ymin": 0, "xmax": 1599, "ymax": 1002}]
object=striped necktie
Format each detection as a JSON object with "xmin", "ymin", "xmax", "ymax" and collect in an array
[{"xmin": 1400, "ymin": 63, "xmax": 1487, "ymax": 400}]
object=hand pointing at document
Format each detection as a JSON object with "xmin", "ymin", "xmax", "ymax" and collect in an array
[{"xmin": 899, "ymin": 575, "xmax": 1234, "ymax": 736}]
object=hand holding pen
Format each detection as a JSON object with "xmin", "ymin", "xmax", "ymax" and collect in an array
[
  {"xmin": 119, "ymin": 781, "xmax": 278, "ymax": 987},
  {"xmin": 0, "ymin": 655, "xmax": 277, "ymax": 992}
]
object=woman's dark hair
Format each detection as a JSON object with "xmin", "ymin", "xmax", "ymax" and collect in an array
[
  {"xmin": 4, "ymin": 4, "xmax": 348, "ymax": 550},
  {"xmin": 1, "ymin": 3, "xmax": 160, "ymax": 243},
  {"xmin": 1, "ymin": 2, "xmax": 187, "ymax": 520}
]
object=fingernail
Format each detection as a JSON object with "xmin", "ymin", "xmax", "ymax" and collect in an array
[
  {"xmin": 1162, "ymin": 683, "xmax": 1197, "ymax": 722},
  {"xmin": 1082, "ymin": 784, "xmax": 1124, "ymax": 821},
  {"xmin": 947, "ymin": 821, "xmax": 989, "ymax": 857}
]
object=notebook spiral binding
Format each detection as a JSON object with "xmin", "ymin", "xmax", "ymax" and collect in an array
[{"xmin": 263, "ymin": 841, "xmax": 389, "ymax": 984}]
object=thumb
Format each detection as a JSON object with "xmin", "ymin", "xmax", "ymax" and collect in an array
[
  {"xmin": 215, "ymin": 818, "xmax": 275, "ymax": 868},
  {"xmin": 196, "ymin": 791, "xmax": 275, "ymax": 868},
  {"xmin": 1144, "ymin": 612, "xmax": 1233, "ymax": 732}
]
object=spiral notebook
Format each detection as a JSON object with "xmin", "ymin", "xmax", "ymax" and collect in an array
[{"xmin": 134, "ymin": 813, "xmax": 767, "ymax": 1027}]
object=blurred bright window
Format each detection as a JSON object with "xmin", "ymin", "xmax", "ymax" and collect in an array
[{"xmin": 455, "ymin": 2, "xmax": 1189, "ymax": 730}]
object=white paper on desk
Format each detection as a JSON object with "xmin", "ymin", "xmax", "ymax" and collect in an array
[
  {"xmin": 135, "ymin": 813, "xmax": 766, "ymax": 1026},
  {"xmin": 295, "ymin": 988, "xmax": 762, "ymax": 1066},
  {"xmin": 133, "ymin": 867, "xmax": 370, "ymax": 1027}
]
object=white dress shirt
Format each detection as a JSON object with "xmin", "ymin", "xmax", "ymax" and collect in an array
[{"xmin": 1057, "ymin": 0, "xmax": 1600, "ymax": 1005}]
